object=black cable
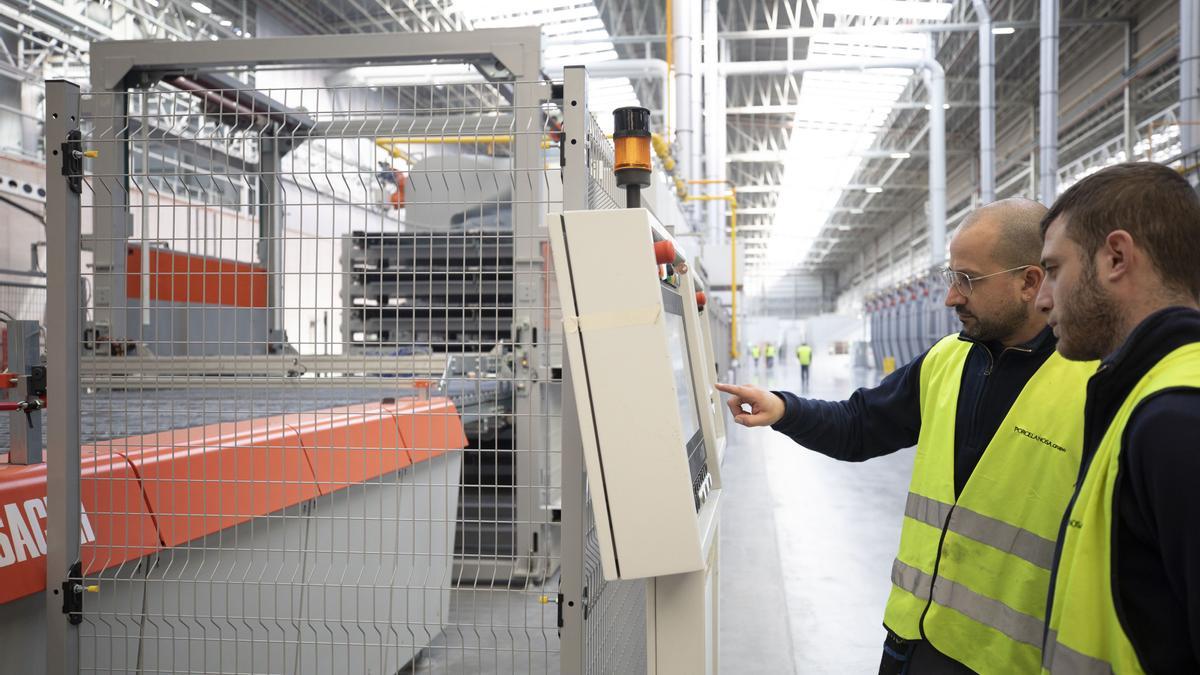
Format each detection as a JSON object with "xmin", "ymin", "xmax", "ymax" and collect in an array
[{"xmin": 0, "ymin": 194, "xmax": 45, "ymax": 223}]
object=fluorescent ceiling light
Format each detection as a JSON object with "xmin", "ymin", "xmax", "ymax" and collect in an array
[
  {"xmin": 145, "ymin": 0, "xmax": 159, "ymax": 6},
  {"xmin": 820, "ymin": 0, "xmax": 953, "ymax": 21},
  {"xmin": 992, "ymin": 26, "xmax": 1016, "ymax": 35},
  {"xmin": 889, "ymin": 152, "xmax": 910, "ymax": 159},
  {"xmin": 220, "ymin": 19, "xmax": 232, "ymax": 26},
  {"xmin": 190, "ymin": 1, "xmax": 212, "ymax": 14},
  {"xmin": 864, "ymin": 186, "xmax": 884, "ymax": 193},
  {"xmin": 850, "ymin": 208, "xmax": 865, "ymax": 214}
]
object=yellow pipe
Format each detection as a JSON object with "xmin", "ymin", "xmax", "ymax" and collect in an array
[{"xmin": 685, "ymin": 193, "xmax": 739, "ymax": 359}]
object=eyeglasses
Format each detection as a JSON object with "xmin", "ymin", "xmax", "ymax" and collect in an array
[{"xmin": 940, "ymin": 265, "xmax": 1032, "ymax": 297}]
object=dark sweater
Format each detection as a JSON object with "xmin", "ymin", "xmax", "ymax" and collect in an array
[
  {"xmin": 771, "ymin": 326, "xmax": 1057, "ymax": 497},
  {"xmin": 1045, "ymin": 306, "xmax": 1200, "ymax": 673}
]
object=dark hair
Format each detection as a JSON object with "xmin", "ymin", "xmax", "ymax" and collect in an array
[{"xmin": 1041, "ymin": 162, "xmax": 1200, "ymax": 297}]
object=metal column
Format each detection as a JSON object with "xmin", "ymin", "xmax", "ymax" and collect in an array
[
  {"xmin": 1039, "ymin": 0, "xmax": 1060, "ymax": 203},
  {"xmin": 44, "ymin": 78, "xmax": 83, "ymax": 675},
  {"xmin": 1182, "ymin": 0, "xmax": 1200, "ymax": 157},
  {"xmin": 972, "ymin": 0, "xmax": 996, "ymax": 203},
  {"xmin": 258, "ymin": 134, "xmax": 285, "ymax": 342},
  {"xmin": 559, "ymin": 65, "xmax": 589, "ymax": 675}
]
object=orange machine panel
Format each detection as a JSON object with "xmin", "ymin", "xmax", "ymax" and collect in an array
[
  {"xmin": 126, "ymin": 245, "xmax": 268, "ymax": 308},
  {"xmin": 111, "ymin": 418, "xmax": 319, "ymax": 547},
  {"xmin": 392, "ymin": 397, "xmax": 469, "ymax": 464},
  {"xmin": 0, "ymin": 450, "xmax": 160, "ymax": 604},
  {"xmin": 286, "ymin": 403, "xmax": 415, "ymax": 495}
]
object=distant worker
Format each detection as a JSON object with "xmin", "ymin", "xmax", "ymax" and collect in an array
[
  {"xmin": 796, "ymin": 342, "xmax": 813, "ymax": 389},
  {"xmin": 1037, "ymin": 163, "xmax": 1200, "ymax": 672},
  {"xmin": 765, "ymin": 342, "xmax": 776, "ymax": 369},
  {"xmin": 716, "ymin": 198, "xmax": 1096, "ymax": 673},
  {"xmin": 750, "ymin": 343, "xmax": 761, "ymax": 368}
]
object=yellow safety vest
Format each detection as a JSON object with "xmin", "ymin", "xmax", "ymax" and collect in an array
[
  {"xmin": 1042, "ymin": 343, "xmax": 1200, "ymax": 674},
  {"xmin": 751, "ymin": 345, "xmax": 760, "ymax": 357},
  {"xmin": 766, "ymin": 345, "xmax": 776, "ymax": 357},
  {"xmin": 796, "ymin": 346, "xmax": 812, "ymax": 365},
  {"xmin": 883, "ymin": 334, "xmax": 1095, "ymax": 674}
]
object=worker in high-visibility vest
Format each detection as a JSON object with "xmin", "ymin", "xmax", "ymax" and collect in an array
[
  {"xmin": 1036, "ymin": 163, "xmax": 1200, "ymax": 673},
  {"xmin": 796, "ymin": 342, "xmax": 813, "ymax": 389},
  {"xmin": 750, "ymin": 343, "xmax": 761, "ymax": 368},
  {"xmin": 764, "ymin": 342, "xmax": 776, "ymax": 369},
  {"xmin": 717, "ymin": 198, "xmax": 1095, "ymax": 673}
]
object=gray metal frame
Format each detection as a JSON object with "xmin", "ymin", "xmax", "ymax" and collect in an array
[
  {"xmin": 45, "ymin": 29, "xmax": 559, "ymax": 675},
  {"xmin": 44, "ymin": 78, "xmax": 83, "ymax": 675},
  {"xmin": 84, "ymin": 26, "xmax": 554, "ymax": 585},
  {"xmin": 559, "ymin": 65, "xmax": 589, "ymax": 674},
  {"xmin": 87, "ymin": 27, "xmax": 544, "ymax": 347}
]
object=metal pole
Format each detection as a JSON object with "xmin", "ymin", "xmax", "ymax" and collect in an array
[
  {"xmin": 1124, "ymin": 21, "xmax": 1136, "ymax": 161},
  {"xmin": 559, "ymin": 65, "xmax": 589, "ymax": 675},
  {"xmin": 45, "ymin": 77, "xmax": 82, "ymax": 675},
  {"xmin": 972, "ymin": 0, "xmax": 996, "ymax": 202},
  {"xmin": 258, "ymin": 134, "xmax": 285, "ymax": 343},
  {"xmin": 1181, "ymin": 0, "xmax": 1200, "ymax": 156},
  {"xmin": 673, "ymin": 0, "xmax": 693, "ymax": 186},
  {"xmin": 1039, "ymin": 0, "xmax": 1059, "ymax": 203},
  {"xmin": 703, "ymin": 0, "xmax": 721, "ymax": 242}
]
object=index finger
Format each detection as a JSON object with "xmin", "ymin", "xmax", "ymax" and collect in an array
[{"xmin": 714, "ymin": 382, "xmax": 753, "ymax": 397}]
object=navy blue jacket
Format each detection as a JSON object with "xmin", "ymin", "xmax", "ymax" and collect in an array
[
  {"xmin": 1044, "ymin": 306, "xmax": 1200, "ymax": 673},
  {"xmin": 771, "ymin": 325, "xmax": 1057, "ymax": 497}
]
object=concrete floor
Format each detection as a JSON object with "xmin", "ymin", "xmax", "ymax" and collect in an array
[{"xmin": 719, "ymin": 355, "xmax": 915, "ymax": 674}]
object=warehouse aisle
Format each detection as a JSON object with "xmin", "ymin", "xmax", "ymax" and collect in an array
[{"xmin": 719, "ymin": 355, "xmax": 915, "ymax": 674}]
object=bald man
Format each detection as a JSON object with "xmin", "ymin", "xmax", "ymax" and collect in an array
[{"xmin": 717, "ymin": 199, "xmax": 1097, "ymax": 674}]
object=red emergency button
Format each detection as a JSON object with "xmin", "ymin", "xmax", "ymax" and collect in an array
[
  {"xmin": 696, "ymin": 291, "xmax": 707, "ymax": 308},
  {"xmin": 654, "ymin": 240, "xmax": 676, "ymax": 265}
]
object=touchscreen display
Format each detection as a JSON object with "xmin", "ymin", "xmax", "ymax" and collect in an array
[{"xmin": 664, "ymin": 311, "xmax": 701, "ymax": 442}]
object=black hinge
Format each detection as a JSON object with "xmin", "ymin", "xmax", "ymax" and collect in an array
[
  {"xmin": 62, "ymin": 560, "xmax": 83, "ymax": 625},
  {"xmin": 30, "ymin": 365, "xmax": 46, "ymax": 397},
  {"xmin": 61, "ymin": 129, "xmax": 83, "ymax": 194},
  {"xmin": 556, "ymin": 592, "xmax": 565, "ymax": 628}
]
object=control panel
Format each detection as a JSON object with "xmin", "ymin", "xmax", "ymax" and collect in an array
[{"xmin": 550, "ymin": 208, "xmax": 723, "ymax": 580}]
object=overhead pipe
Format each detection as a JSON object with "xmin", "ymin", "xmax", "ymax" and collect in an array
[
  {"xmin": 703, "ymin": 0, "xmax": 722, "ymax": 243},
  {"xmin": 1182, "ymin": 0, "xmax": 1200, "ymax": 157},
  {"xmin": 1039, "ymin": 0, "xmax": 1059, "ymax": 203},
  {"xmin": 972, "ymin": 0, "xmax": 996, "ymax": 203},
  {"xmin": 672, "ymin": 0, "xmax": 694, "ymax": 187},
  {"xmin": 690, "ymin": 0, "xmax": 703, "ymax": 227},
  {"xmin": 686, "ymin": 192, "xmax": 738, "ymax": 359},
  {"xmin": 544, "ymin": 18, "xmax": 1135, "ymax": 46},
  {"xmin": 716, "ymin": 57, "xmax": 947, "ymax": 268}
]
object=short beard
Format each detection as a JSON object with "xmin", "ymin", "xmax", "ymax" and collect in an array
[
  {"xmin": 1056, "ymin": 259, "xmax": 1122, "ymax": 361},
  {"xmin": 959, "ymin": 297, "xmax": 1029, "ymax": 343}
]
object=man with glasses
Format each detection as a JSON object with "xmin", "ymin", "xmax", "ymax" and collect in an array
[{"xmin": 717, "ymin": 198, "xmax": 1095, "ymax": 674}]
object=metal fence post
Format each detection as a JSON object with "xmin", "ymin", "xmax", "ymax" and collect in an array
[
  {"xmin": 45, "ymin": 78, "xmax": 83, "ymax": 675},
  {"xmin": 559, "ymin": 65, "xmax": 589, "ymax": 675}
]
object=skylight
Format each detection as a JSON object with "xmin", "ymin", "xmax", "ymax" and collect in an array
[
  {"xmin": 754, "ymin": 9, "xmax": 930, "ymax": 276},
  {"xmin": 453, "ymin": 0, "xmax": 641, "ymax": 127}
]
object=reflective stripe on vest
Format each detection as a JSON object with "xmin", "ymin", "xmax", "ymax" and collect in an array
[
  {"xmin": 883, "ymin": 334, "xmax": 1094, "ymax": 674},
  {"xmin": 1042, "ymin": 630, "xmax": 1113, "ymax": 674},
  {"xmin": 1043, "ymin": 343, "xmax": 1200, "ymax": 674},
  {"xmin": 892, "ymin": 559, "xmax": 1045, "ymax": 647},
  {"xmin": 904, "ymin": 493, "xmax": 1058, "ymax": 570}
]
